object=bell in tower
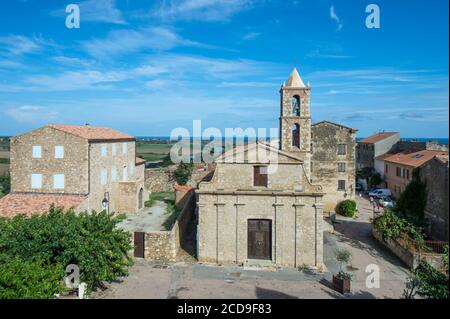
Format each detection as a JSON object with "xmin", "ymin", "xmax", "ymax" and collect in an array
[{"xmin": 279, "ymin": 67, "xmax": 312, "ymax": 175}]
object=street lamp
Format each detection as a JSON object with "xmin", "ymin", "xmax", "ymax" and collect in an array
[{"xmin": 102, "ymin": 192, "xmax": 110, "ymax": 216}]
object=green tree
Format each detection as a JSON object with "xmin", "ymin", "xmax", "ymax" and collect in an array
[
  {"xmin": 174, "ymin": 162, "xmax": 193, "ymax": 185},
  {"xmin": 396, "ymin": 168, "xmax": 427, "ymax": 224},
  {"xmin": 0, "ymin": 206, "xmax": 133, "ymax": 294},
  {"xmin": 0, "ymin": 173, "xmax": 10, "ymax": 198},
  {"xmin": 0, "ymin": 256, "xmax": 66, "ymax": 299},
  {"xmin": 369, "ymin": 172, "xmax": 382, "ymax": 187},
  {"xmin": 403, "ymin": 261, "xmax": 449, "ymax": 299}
]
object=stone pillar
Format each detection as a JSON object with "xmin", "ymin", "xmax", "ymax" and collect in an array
[
  {"xmin": 214, "ymin": 202, "xmax": 226, "ymax": 263},
  {"xmin": 313, "ymin": 202, "xmax": 324, "ymax": 270},
  {"xmin": 293, "ymin": 202, "xmax": 305, "ymax": 268},
  {"xmin": 273, "ymin": 202, "xmax": 284, "ymax": 264},
  {"xmin": 234, "ymin": 203, "xmax": 245, "ymax": 264}
]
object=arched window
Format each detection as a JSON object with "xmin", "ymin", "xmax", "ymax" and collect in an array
[
  {"xmin": 292, "ymin": 95, "xmax": 300, "ymax": 116},
  {"xmin": 292, "ymin": 124, "xmax": 300, "ymax": 148}
]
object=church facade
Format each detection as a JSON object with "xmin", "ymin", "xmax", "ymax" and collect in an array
[{"xmin": 196, "ymin": 68, "xmax": 356, "ymax": 269}]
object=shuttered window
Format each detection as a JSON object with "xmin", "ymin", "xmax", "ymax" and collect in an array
[{"xmin": 253, "ymin": 166, "xmax": 268, "ymax": 187}]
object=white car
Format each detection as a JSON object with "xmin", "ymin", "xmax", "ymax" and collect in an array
[
  {"xmin": 369, "ymin": 188, "xmax": 392, "ymax": 198},
  {"xmin": 379, "ymin": 197, "xmax": 396, "ymax": 209}
]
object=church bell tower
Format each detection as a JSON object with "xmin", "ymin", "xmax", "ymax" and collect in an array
[{"xmin": 279, "ymin": 67, "xmax": 312, "ymax": 175}]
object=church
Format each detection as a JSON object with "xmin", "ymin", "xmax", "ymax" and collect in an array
[{"xmin": 196, "ymin": 68, "xmax": 356, "ymax": 269}]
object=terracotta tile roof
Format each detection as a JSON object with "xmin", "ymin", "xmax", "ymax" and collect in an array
[
  {"xmin": 359, "ymin": 132, "xmax": 399, "ymax": 144},
  {"xmin": 0, "ymin": 193, "xmax": 87, "ymax": 218},
  {"xmin": 377, "ymin": 150, "xmax": 448, "ymax": 168},
  {"xmin": 135, "ymin": 157, "xmax": 146, "ymax": 165},
  {"xmin": 47, "ymin": 124, "xmax": 134, "ymax": 141},
  {"xmin": 175, "ymin": 185, "xmax": 193, "ymax": 191}
]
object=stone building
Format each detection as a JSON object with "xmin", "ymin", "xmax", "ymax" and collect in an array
[
  {"xmin": 196, "ymin": 68, "xmax": 356, "ymax": 269},
  {"xmin": 420, "ymin": 155, "xmax": 449, "ymax": 241},
  {"xmin": 356, "ymin": 132, "xmax": 400, "ymax": 169},
  {"xmin": 0, "ymin": 124, "xmax": 146, "ymax": 217},
  {"xmin": 311, "ymin": 121, "xmax": 357, "ymax": 212}
]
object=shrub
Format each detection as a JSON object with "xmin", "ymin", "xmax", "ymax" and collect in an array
[
  {"xmin": 0, "ymin": 173, "xmax": 10, "ymax": 196},
  {"xmin": 337, "ymin": 199, "xmax": 357, "ymax": 217},
  {"xmin": 373, "ymin": 210, "xmax": 425, "ymax": 243},
  {"xmin": 0, "ymin": 206, "xmax": 133, "ymax": 294},
  {"xmin": 0, "ymin": 256, "xmax": 66, "ymax": 299},
  {"xmin": 174, "ymin": 162, "xmax": 193, "ymax": 185}
]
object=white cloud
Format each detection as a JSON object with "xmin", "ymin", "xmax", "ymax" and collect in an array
[
  {"xmin": 153, "ymin": 0, "xmax": 254, "ymax": 22},
  {"xmin": 82, "ymin": 27, "xmax": 207, "ymax": 58},
  {"xmin": 329, "ymin": 6, "xmax": 343, "ymax": 32},
  {"xmin": 4, "ymin": 105, "xmax": 60, "ymax": 123},
  {"xmin": 242, "ymin": 32, "xmax": 261, "ymax": 41},
  {"xmin": 51, "ymin": 0, "xmax": 125, "ymax": 24},
  {"xmin": 25, "ymin": 70, "xmax": 126, "ymax": 91},
  {"xmin": 0, "ymin": 35, "xmax": 41, "ymax": 56}
]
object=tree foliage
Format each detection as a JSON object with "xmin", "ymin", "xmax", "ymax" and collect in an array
[
  {"xmin": 0, "ymin": 206, "xmax": 133, "ymax": 298},
  {"xmin": 373, "ymin": 210, "xmax": 425, "ymax": 243},
  {"xmin": 337, "ymin": 200, "xmax": 357, "ymax": 217},
  {"xmin": 0, "ymin": 256, "xmax": 66, "ymax": 299},
  {"xmin": 369, "ymin": 172, "xmax": 382, "ymax": 187},
  {"xmin": 396, "ymin": 168, "xmax": 427, "ymax": 225},
  {"xmin": 0, "ymin": 173, "xmax": 10, "ymax": 198},
  {"xmin": 174, "ymin": 162, "xmax": 193, "ymax": 185},
  {"xmin": 403, "ymin": 261, "xmax": 449, "ymax": 299}
]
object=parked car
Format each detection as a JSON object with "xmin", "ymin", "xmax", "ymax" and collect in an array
[
  {"xmin": 355, "ymin": 183, "xmax": 364, "ymax": 191},
  {"xmin": 365, "ymin": 187, "xmax": 379, "ymax": 195},
  {"xmin": 379, "ymin": 196, "xmax": 396, "ymax": 209},
  {"xmin": 369, "ymin": 188, "xmax": 392, "ymax": 198}
]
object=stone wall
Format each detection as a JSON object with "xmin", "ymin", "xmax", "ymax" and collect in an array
[
  {"xmin": 140, "ymin": 191, "xmax": 196, "ymax": 262},
  {"xmin": 311, "ymin": 122, "xmax": 356, "ymax": 212},
  {"xmin": 10, "ymin": 126, "xmax": 89, "ymax": 194},
  {"xmin": 373, "ymin": 229, "xmax": 446, "ymax": 269},
  {"xmin": 145, "ymin": 167, "xmax": 176, "ymax": 193},
  {"xmin": 420, "ymin": 157, "xmax": 449, "ymax": 241}
]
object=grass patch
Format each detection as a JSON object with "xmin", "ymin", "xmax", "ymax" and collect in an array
[
  {"xmin": 0, "ymin": 158, "xmax": 10, "ymax": 164},
  {"xmin": 144, "ymin": 191, "xmax": 174, "ymax": 208},
  {"xmin": 136, "ymin": 153, "xmax": 168, "ymax": 162},
  {"xmin": 136, "ymin": 142, "xmax": 173, "ymax": 151}
]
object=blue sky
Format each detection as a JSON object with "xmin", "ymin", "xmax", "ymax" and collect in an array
[{"xmin": 0, "ymin": 0, "xmax": 448, "ymax": 138}]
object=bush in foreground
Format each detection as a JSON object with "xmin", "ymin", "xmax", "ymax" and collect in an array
[
  {"xmin": 337, "ymin": 200, "xmax": 357, "ymax": 217},
  {"xmin": 0, "ymin": 206, "xmax": 133, "ymax": 298}
]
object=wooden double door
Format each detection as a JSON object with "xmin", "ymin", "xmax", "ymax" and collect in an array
[{"xmin": 247, "ymin": 219, "xmax": 272, "ymax": 260}]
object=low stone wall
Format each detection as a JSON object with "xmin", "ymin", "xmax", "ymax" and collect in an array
[
  {"xmin": 373, "ymin": 229, "xmax": 445, "ymax": 269},
  {"xmin": 144, "ymin": 167, "xmax": 177, "ymax": 193},
  {"xmin": 140, "ymin": 190, "xmax": 196, "ymax": 262}
]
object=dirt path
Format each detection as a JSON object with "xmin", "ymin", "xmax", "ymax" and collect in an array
[{"xmin": 118, "ymin": 201, "xmax": 168, "ymax": 232}]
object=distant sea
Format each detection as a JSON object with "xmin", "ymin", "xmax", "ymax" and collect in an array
[{"xmin": 137, "ymin": 136, "xmax": 449, "ymax": 145}]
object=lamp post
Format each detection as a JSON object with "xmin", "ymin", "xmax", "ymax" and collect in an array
[{"xmin": 102, "ymin": 192, "xmax": 110, "ymax": 216}]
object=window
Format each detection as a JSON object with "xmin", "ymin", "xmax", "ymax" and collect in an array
[
  {"xmin": 122, "ymin": 166, "xmax": 128, "ymax": 181},
  {"xmin": 122, "ymin": 143, "xmax": 127, "ymax": 155},
  {"xmin": 338, "ymin": 162, "xmax": 346, "ymax": 172},
  {"xmin": 338, "ymin": 180, "xmax": 346, "ymax": 191},
  {"xmin": 101, "ymin": 144, "xmax": 107, "ymax": 157},
  {"xmin": 292, "ymin": 95, "xmax": 300, "ymax": 116},
  {"xmin": 31, "ymin": 174, "xmax": 42, "ymax": 189},
  {"xmin": 406, "ymin": 169, "xmax": 410, "ymax": 180},
  {"xmin": 385, "ymin": 164, "xmax": 388, "ymax": 173},
  {"xmin": 253, "ymin": 166, "xmax": 268, "ymax": 187},
  {"xmin": 112, "ymin": 143, "xmax": 117, "ymax": 156},
  {"xmin": 396, "ymin": 167, "xmax": 401, "ymax": 177},
  {"xmin": 291, "ymin": 124, "xmax": 300, "ymax": 148},
  {"xmin": 101, "ymin": 169, "xmax": 108, "ymax": 185},
  {"xmin": 54, "ymin": 146, "xmax": 64, "ymax": 158},
  {"xmin": 32, "ymin": 146, "xmax": 42, "ymax": 158},
  {"xmin": 338, "ymin": 144, "xmax": 346, "ymax": 155},
  {"xmin": 111, "ymin": 166, "xmax": 117, "ymax": 181},
  {"xmin": 53, "ymin": 174, "xmax": 65, "ymax": 189}
]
